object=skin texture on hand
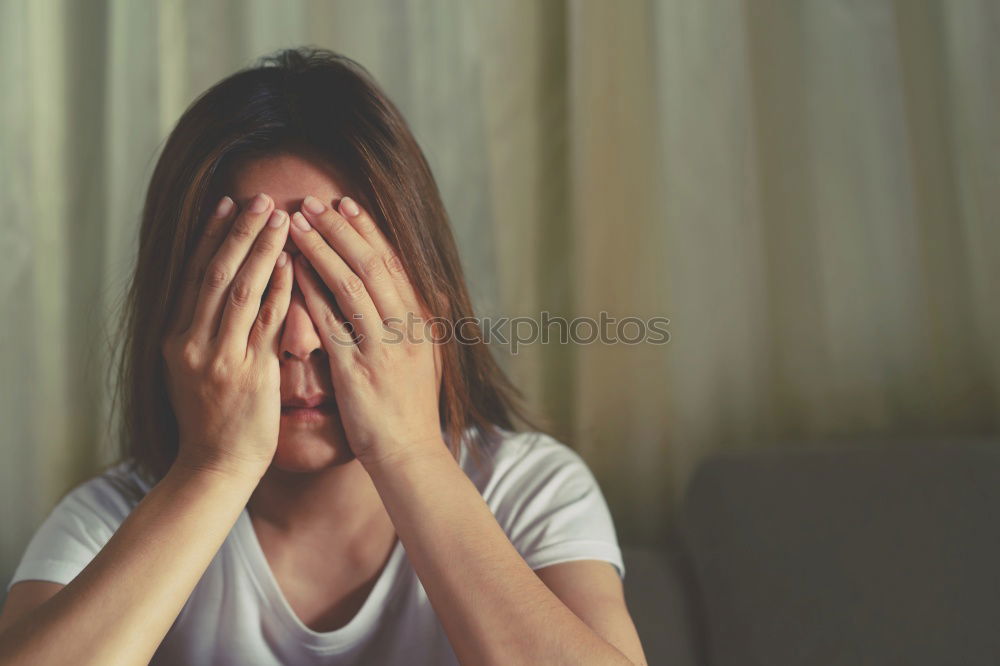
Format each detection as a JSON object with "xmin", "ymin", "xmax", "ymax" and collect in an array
[
  {"xmin": 161, "ymin": 192, "xmax": 293, "ymax": 478},
  {"xmin": 288, "ymin": 194, "xmax": 444, "ymax": 466}
]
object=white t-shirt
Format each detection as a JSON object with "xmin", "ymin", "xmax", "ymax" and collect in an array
[{"xmin": 7, "ymin": 430, "xmax": 625, "ymax": 665}]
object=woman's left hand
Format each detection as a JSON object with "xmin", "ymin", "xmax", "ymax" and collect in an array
[{"xmin": 289, "ymin": 195, "xmax": 445, "ymax": 467}]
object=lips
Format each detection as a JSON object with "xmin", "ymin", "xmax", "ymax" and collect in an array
[
  {"xmin": 281, "ymin": 395, "xmax": 334, "ymax": 409},
  {"xmin": 280, "ymin": 394, "xmax": 337, "ymax": 423}
]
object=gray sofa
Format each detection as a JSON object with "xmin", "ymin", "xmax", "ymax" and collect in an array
[{"xmin": 622, "ymin": 441, "xmax": 1000, "ymax": 666}]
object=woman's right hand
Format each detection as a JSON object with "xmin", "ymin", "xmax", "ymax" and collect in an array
[{"xmin": 161, "ymin": 193, "xmax": 292, "ymax": 479}]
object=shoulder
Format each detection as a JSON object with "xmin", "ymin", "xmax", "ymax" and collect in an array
[
  {"xmin": 461, "ymin": 428, "xmax": 626, "ymax": 578},
  {"xmin": 6, "ymin": 460, "xmax": 154, "ymax": 591},
  {"xmin": 51, "ymin": 459, "xmax": 152, "ymax": 535},
  {"xmin": 460, "ymin": 428, "xmax": 611, "ymax": 530},
  {"xmin": 461, "ymin": 429, "xmax": 597, "ymax": 498}
]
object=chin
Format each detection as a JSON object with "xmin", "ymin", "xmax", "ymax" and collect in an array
[{"xmin": 271, "ymin": 416, "xmax": 355, "ymax": 473}]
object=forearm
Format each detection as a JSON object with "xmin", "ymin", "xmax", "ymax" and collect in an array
[
  {"xmin": 364, "ymin": 445, "xmax": 634, "ymax": 666},
  {"xmin": 0, "ymin": 462, "xmax": 261, "ymax": 665}
]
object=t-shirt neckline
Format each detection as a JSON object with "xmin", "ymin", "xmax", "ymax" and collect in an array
[{"xmin": 232, "ymin": 509, "xmax": 408, "ymax": 653}]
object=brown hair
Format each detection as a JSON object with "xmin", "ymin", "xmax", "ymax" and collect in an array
[{"xmin": 115, "ymin": 46, "xmax": 537, "ymax": 483}]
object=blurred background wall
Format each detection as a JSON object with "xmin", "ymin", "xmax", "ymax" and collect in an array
[{"xmin": 1, "ymin": 0, "xmax": 998, "ymax": 586}]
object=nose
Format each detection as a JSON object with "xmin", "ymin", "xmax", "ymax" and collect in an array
[{"xmin": 280, "ymin": 286, "xmax": 324, "ymax": 360}]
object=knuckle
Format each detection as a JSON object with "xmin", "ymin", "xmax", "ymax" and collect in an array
[
  {"xmin": 179, "ymin": 340, "xmax": 201, "ymax": 369},
  {"xmin": 359, "ymin": 255, "xmax": 385, "ymax": 279},
  {"xmin": 268, "ymin": 272, "xmax": 289, "ymax": 297},
  {"xmin": 384, "ymin": 252, "xmax": 406, "ymax": 276},
  {"xmin": 230, "ymin": 219, "xmax": 256, "ymax": 241},
  {"xmin": 203, "ymin": 221, "xmax": 228, "ymax": 241},
  {"xmin": 207, "ymin": 356, "xmax": 233, "ymax": 383},
  {"xmin": 327, "ymin": 214, "xmax": 351, "ymax": 235},
  {"xmin": 257, "ymin": 301, "xmax": 280, "ymax": 327},
  {"xmin": 229, "ymin": 280, "xmax": 255, "ymax": 308},
  {"xmin": 253, "ymin": 235, "xmax": 278, "ymax": 256},
  {"xmin": 339, "ymin": 274, "xmax": 366, "ymax": 297},
  {"xmin": 206, "ymin": 265, "xmax": 230, "ymax": 290},
  {"xmin": 307, "ymin": 238, "xmax": 329, "ymax": 257}
]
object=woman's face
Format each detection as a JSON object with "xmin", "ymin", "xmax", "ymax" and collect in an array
[{"xmin": 225, "ymin": 151, "xmax": 354, "ymax": 472}]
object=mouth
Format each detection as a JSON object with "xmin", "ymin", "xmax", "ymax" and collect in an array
[{"xmin": 280, "ymin": 395, "xmax": 337, "ymax": 423}]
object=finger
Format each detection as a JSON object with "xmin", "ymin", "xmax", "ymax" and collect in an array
[
  {"xmin": 190, "ymin": 193, "xmax": 275, "ymax": 340},
  {"xmin": 293, "ymin": 255, "xmax": 361, "ymax": 362},
  {"xmin": 294, "ymin": 195, "xmax": 405, "ymax": 320},
  {"xmin": 248, "ymin": 251, "xmax": 293, "ymax": 356},
  {"xmin": 336, "ymin": 196, "xmax": 425, "ymax": 317},
  {"xmin": 289, "ymin": 210, "xmax": 383, "ymax": 344},
  {"xmin": 217, "ymin": 208, "xmax": 290, "ymax": 350},
  {"xmin": 171, "ymin": 195, "xmax": 238, "ymax": 335}
]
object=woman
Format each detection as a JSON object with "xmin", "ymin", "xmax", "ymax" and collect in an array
[{"xmin": 0, "ymin": 48, "xmax": 646, "ymax": 665}]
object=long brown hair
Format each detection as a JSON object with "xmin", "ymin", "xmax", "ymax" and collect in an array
[{"xmin": 115, "ymin": 46, "xmax": 536, "ymax": 483}]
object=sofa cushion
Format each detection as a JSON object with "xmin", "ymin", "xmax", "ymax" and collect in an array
[{"xmin": 680, "ymin": 441, "xmax": 1000, "ymax": 666}]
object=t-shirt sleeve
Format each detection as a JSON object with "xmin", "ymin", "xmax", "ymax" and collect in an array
[
  {"xmin": 486, "ymin": 433, "xmax": 626, "ymax": 580},
  {"xmin": 6, "ymin": 467, "xmax": 143, "ymax": 593}
]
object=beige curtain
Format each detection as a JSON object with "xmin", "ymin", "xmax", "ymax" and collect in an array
[{"xmin": 2, "ymin": 0, "xmax": 998, "ymax": 582}]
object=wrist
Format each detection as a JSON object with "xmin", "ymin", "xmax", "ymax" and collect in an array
[
  {"xmin": 172, "ymin": 448, "xmax": 272, "ymax": 485},
  {"xmin": 357, "ymin": 436, "xmax": 453, "ymax": 474}
]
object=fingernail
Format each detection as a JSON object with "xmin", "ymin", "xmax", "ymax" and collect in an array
[
  {"xmin": 276, "ymin": 251, "xmax": 288, "ymax": 268},
  {"xmin": 214, "ymin": 196, "xmax": 234, "ymax": 218},
  {"xmin": 302, "ymin": 195, "xmax": 325, "ymax": 215},
  {"xmin": 292, "ymin": 211, "xmax": 312, "ymax": 231},
  {"xmin": 268, "ymin": 209, "xmax": 287, "ymax": 228},
  {"xmin": 250, "ymin": 193, "xmax": 271, "ymax": 213},
  {"xmin": 340, "ymin": 197, "xmax": 360, "ymax": 217}
]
